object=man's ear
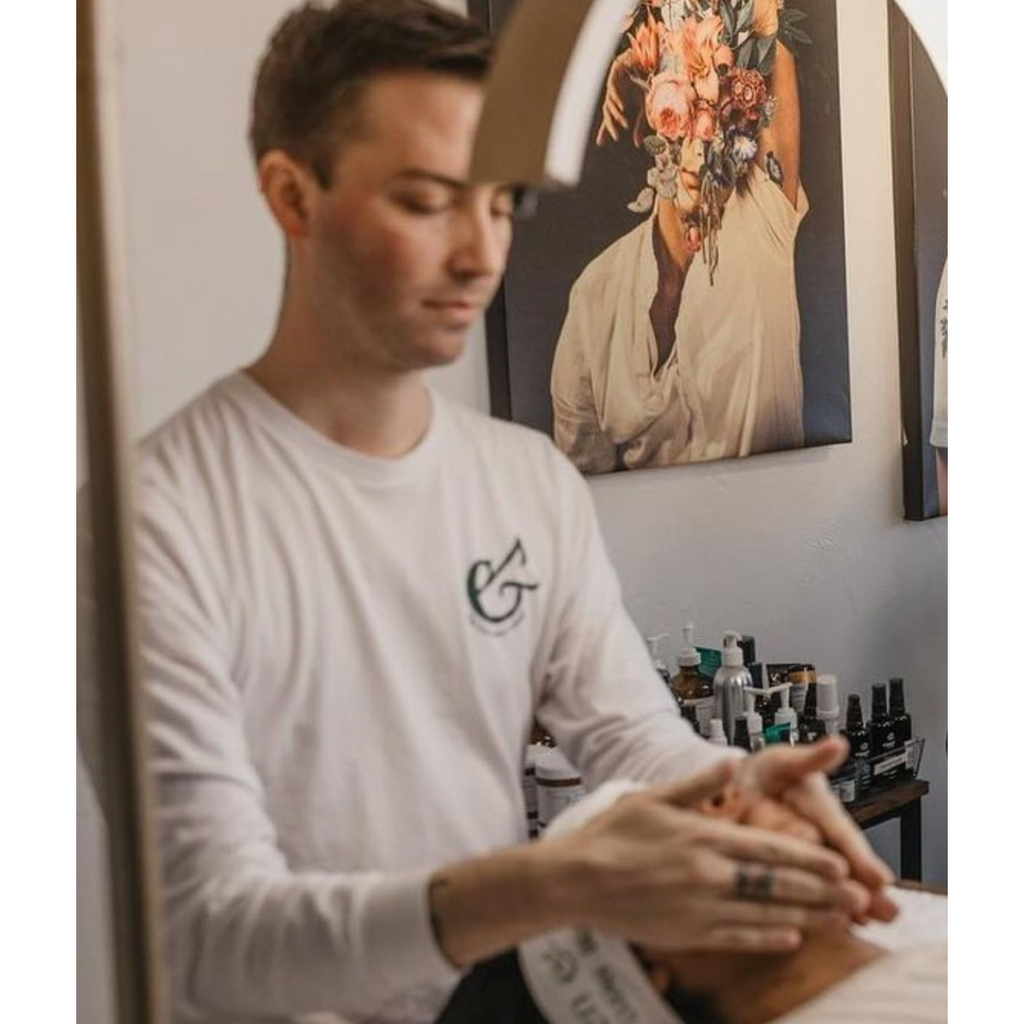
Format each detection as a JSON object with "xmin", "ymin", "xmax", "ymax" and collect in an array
[{"xmin": 258, "ymin": 150, "xmax": 318, "ymax": 239}]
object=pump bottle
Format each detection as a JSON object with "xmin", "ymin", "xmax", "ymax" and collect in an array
[
  {"xmin": 743, "ymin": 690, "xmax": 766, "ymax": 752},
  {"xmin": 769, "ymin": 685, "xmax": 798, "ymax": 745},
  {"xmin": 671, "ymin": 623, "xmax": 715, "ymax": 736},
  {"xmin": 713, "ymin": 631, "xmax": 753, "ymax": 744}
]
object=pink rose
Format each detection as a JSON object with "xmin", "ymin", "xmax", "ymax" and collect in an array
[
  {"xmin": 645, "ymin": 72, "xmax": 696, "ymax": 140},
  {"xmin": 669, "ymin": 15, "xmax": 734, "ymax": 104}
]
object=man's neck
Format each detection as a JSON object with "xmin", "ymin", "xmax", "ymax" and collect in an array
[
  {"xmin": 666, "ymin": 931, "xmax": 886, "ymax": 1024},
  {"xmin": 247, "ymin": 311, "xmax": 432, "ymax": 460}
]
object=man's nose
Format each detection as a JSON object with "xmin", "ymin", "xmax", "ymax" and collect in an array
[{"xmin": 448, "ymin": 205, "xmax": 508, "ymax": 280}]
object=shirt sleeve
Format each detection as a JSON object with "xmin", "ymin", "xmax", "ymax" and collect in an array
[
  {"xmin": 550, "ymin": 287, "xmax": 618, "ymax": 475},
  {"xmin": 535, "ymin": 449, "xmax": 742, "ymax": 787},
  {"xmin": 78, "ymin": 483, "xmax": 459, "ymax": 1021}
]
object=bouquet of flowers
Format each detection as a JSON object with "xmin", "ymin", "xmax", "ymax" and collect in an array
[{"xmin": 609, "ymin": 0, "xmax": 810, "ymax": 282}]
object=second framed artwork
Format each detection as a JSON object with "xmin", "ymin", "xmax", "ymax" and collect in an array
[{"xmin": 471, "ymin": 0, "xmax": 852, "ymax": 476}]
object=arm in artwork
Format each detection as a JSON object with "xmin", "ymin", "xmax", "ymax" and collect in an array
[
  {"xmin": 550, "ymin": 292, "xmax": 617, "ymax": 474},
  {"xmin": 754, "ymin": 0, "xmax": 802, "ymax": 209}
]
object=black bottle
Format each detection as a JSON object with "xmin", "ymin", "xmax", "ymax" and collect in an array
[
  {"xmin": 798, "ymin": 683, "xmax": 826, "ymax": 744},
  {"xmin": 733, "ymin": 716, "xmax": 752, "ymax": 751},
  {"xmin": 868, "ymin": 683, "xmax": 899, "ymax": 783},
  {"xmin": 841, "ymin": 695, "xmax": 872, "ymax": 795},
  {"xmin": 888, "ymin": 678, "xmax": 913, "ymax": 777}
]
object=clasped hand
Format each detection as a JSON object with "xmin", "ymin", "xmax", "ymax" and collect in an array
[{"xmin": 549, "ymin": 738, "xmax": 897, "ymax": 953}]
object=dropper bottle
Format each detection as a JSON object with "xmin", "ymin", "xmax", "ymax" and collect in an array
[
  {"xmin": 671, "ymin": 623, "xmax": 715, "ymax": 736},
  {"xmin": 713, "ymin": 631, "xmax": 753, "ymax": 745}
]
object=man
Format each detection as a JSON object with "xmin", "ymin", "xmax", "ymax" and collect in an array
[
  {"xmin": 552, "ymin": 0, "xmax": 807, "ymax": 472},
  {"xmin": 77, "ymin": 3, "xmax": 893, "ymax": 1022},
  {"xmin": 436, "ymin": 779, "xmax": 946, "ymax": 1024}
]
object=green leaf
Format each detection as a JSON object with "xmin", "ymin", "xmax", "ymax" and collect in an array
[
  {"xmin": 738, "ymin": 0, "xmax": 755, "ymax": 34},
  {"xmin": 643, "ymin": 134, "xmax": 668, "ymax": 156},
  {"xmin": 780, "ymin": 7, "xmax": 809, "ymax": 24},
  {"xmin": 721, "ymin": 0, "xmax": 737, "ymax": 43},
  {"xmin": 756, "ymin": 36, "xmax": 776, "ymax": 77},
  {"xmin": 737, "ymin": 36, "xmax": 755, "ymax": 69},
  {"xmin": 789, "ymin": 27, "xmax": 813, "ymax": 45}
]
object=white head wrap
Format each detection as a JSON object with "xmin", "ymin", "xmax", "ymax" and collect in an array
[{"xmin": 517, "ymin": 780, "xmax": 686, "ymax": 1024}]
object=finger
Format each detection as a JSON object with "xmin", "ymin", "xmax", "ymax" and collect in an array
[
  {"xmin": 694, "ymin": 815, "xmax": 848, "ymax": 880},
  {"xmin": 784, "ymin": 777, "xmax": 895, "ymax": 889},
  {"xmin": 710, "ymin": 898, "xmax": 850, "ymax": 933},
  {"xmin": 866, "ymin": 886, "xmax": 901, "ymax": 922},
  {"xmin": 612, "ymin": 105, "xmax": 629, "ymax": 130},
  {"xmin": 693, "ymin": 851, "xmax": 867, "ymax": 913},
  {"xmin": 701, "ymin": 926, "xmax": 802, "ymax": 953},
  {"xmin": 743, "ymin": 737, "xmax": 850, "ymax": 796},
  {"xmin": 651, "ymin": 759, "xmax": 739, "ymax": 810},
  {"xmin": 744, "ymin": 796, "xmax": 822, "ymax": 844}
]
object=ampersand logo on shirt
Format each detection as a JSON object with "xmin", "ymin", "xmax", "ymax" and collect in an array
[{"xmin": 466, "ymin": 537, "xmax": 539, "ymax": 635}]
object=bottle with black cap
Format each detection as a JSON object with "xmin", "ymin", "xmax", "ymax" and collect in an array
[
  {"xmin": 888, "ymin": 678, "xmax": 913, "ymax": 778},
  {"xmin": 868, "ymin": 682, "xmax": 899, "ymax": 784},
  {"xmin": 732, "ymin": 715, "xmax": 752, "ymax": 751},
  {"xmin": 841, "ymin": 695, "xmax": 872, "ymax": 796},
  {"xmin": 798, "ymin": 682, "xmax": 826, "ymax": 744}
]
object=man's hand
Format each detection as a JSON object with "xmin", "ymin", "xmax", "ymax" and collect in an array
[
  {"xmin": 546, "ymin": 760, "xmax": 864, "ymax": 954},
  {"xmin": 730, "ymin": 738, "xmax": 900, "ymax": 923},
  {"xmin": 596, "ymin": 53, "xmax": 632, "ymax": 145}
]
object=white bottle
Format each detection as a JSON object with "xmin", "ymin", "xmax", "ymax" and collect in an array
[
  {"xmin": 774, "ymin": 685, "xmax": 798, "ymax": 745},
  {"xmin": 707, "ymin": 718, "xmax": 728, "ymax": 747},
  {"xmin": 535, "ymin": 747, "xmax": 587, "ymax": 834},
  {"xmin": 713, "ymin": 631, "xmax": 753, "ymax": 744},
  {"xmin": 675, "ymin": 623, "xmax": 716, "ymax": 736},
  {"xmin": 744, "ymin": 689, "xmax": 766, "ymax": 752},
  {"xmin": 816, "ymin": 674, "xmax": 841, "ymax": 736}
]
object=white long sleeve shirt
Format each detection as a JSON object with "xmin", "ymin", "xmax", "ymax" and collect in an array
[{"xmin": 77, "ymin": 372, "xmax": 729, "ymax": 1024}]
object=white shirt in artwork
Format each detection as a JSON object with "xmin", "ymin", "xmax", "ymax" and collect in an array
[{"xmin": 551, "ymin": 164, "xmax": 809, "ymax": 473}]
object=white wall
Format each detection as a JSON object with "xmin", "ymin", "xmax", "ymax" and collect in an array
[{"xmin": 80, "ymin": 0, "xmax": 947, "ymax": 1020}]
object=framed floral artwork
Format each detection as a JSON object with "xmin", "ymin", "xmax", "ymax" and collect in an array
[{"xmin": 470, "ymin": 0, "xmax": 852, "ymax": 475}]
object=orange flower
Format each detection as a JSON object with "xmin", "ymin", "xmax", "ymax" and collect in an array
[
  {"xmin": 669, "ymin": 15, "xmax": 734, "ymax": 104},
  {"xmin": 645, "ymin": 72, "xmax": 696, "ymax": 141},
  {"xmin": 628, "ymin": 14, "xmax": 662, "ymax": 76}
]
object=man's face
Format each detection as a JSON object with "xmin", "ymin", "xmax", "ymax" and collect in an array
[{"xmin": 300, "ymin": 71, "xmax": 514, "ymax": 373}]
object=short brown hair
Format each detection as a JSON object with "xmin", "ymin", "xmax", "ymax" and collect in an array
[{"xmin": 249, "ymin": 0, "xmax": 493, "ymax": 186}]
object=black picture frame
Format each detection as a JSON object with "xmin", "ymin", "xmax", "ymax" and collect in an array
[
  {"xmin": 887, "ymin": 1, "xmax": 947, "ymax": 521},
  {"xmin": 471, "ymin": 0, "xmax": 853, "ymax": 473}
]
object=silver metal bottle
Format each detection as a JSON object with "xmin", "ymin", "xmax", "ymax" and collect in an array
[{"xmin": 713, "ymin": 631, "xmax": 753, "ymax": 744}]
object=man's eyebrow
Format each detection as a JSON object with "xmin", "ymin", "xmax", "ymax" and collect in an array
[
  {"xmin": 392, "ymin": 169, "xmax": 515, "ymax": 196},
  {"xmin": 393, "ymin": 169, "xmax": 467, "ymax": 190}
]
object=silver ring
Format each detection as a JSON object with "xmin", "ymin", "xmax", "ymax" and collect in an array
[{"xmin": 735, "ymin": 864, "xmax": 774, "ymax": 899}]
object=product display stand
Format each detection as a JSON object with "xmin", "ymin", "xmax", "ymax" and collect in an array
[{"xmin": 849, "ymin": 778, "xmax": 930, "ymax": 881}]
